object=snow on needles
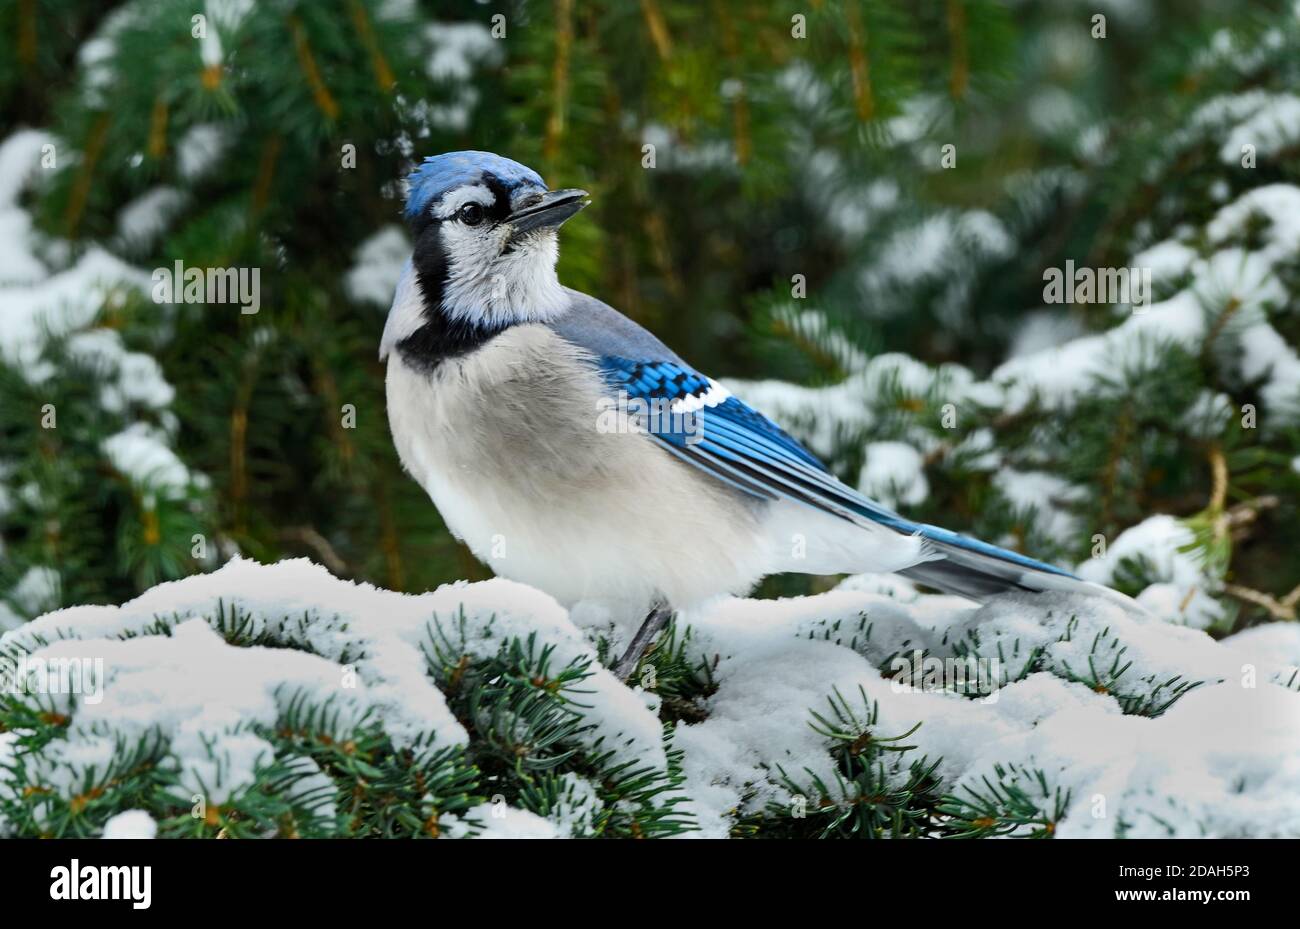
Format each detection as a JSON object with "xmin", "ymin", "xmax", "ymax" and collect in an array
[
  {"xmin": 3, "ymin": 558, "xmax": 1297, "ymax": 838},
  {"xmin": 680, "ymin": 579, "xmax": 1300, "ymax": 838},
  {"xmin": 0, "ymin": 558, "xmax": 665, "ymax": 836},
  {"xmin": 731, "ymin": 181, "xmax": 1300, "ymax": 440}
]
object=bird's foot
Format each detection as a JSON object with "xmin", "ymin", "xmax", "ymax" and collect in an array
[{"xmin": 612, "ymin": 604, "xmax": 674, "ymax": 682}]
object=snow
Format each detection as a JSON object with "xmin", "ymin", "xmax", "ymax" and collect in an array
[
  {"xmin": 1223, "ymin": 623, "xmax": 1300, "ymax": 676},
  {"xmin": 858, "ymin": 441, "xmax": 928, "ymax": 508},
  {"xmin": 672, "ymin": 580, "xmax": 1298, "ymax": 837},
  {"xmin": 788, "ymin": 127, "xmax": 902, "ymax": 240},
  {"xmin": 0, "ymin": 128, "xmax": 202, "ymax": 629},
  {"xmin": 0, "ymin": 247, "xmax": 152, "ymax": 383},
  {"xmin": 4, "ymin": 556, "xmax": 1296, "ymax": 838},
  {"xmin": 1132, "ymin": 239, "xmax": 1197, "ymax": 287},
  {"xmin": 1087, "ymin": 514, "xmax": 1204, "ymax": 590},
  {"xmin": 0, "ymin": 604, "xmax": 23, "ymax": 635},
  {"xmin": 983, "ymin": 184, "xmax": 1300, "ymax": 420},
  {"xmin": 1028, "ymin": 86, "xmax": 1086, "ymax": 137},
  {"xmin": 176, "ymin": 125, "xmax": 229, "ymax": 181},
  {"xmin": 0, "ymin": 130, "xmax": 53, "ymax": 284},
  {"xmin": 115, "ymin": 187, "xmax": 186, "ymax": 250},
  {"xmin": 1077, "ymin": 515, "xmax": 1224, "ymax": 629},
  {"xmin": 345, "ymin": 226, "xmax": 409, "ymax": 306},
  {"xmin": 0, "ymin": 125, "xmax": 205, "ymax": 631},
  {"xmin": 1207, "ymin": 184, "xmax": 1300, "ymax": 260},
  {"xmin": 1172, "ymin": 190, "xmax": 1300, "ymax": 427},
  {"xmin": 102, "ymin": 423, "xmax": 194, "ymax": 497},
  {"xmin": 858, "ymin": 211, "xmax": 1014, "ymax": 320},
  {"xmin": 638, "ymin": 123, "xmax": 736, "ymax": 172},
  {"xmin": 8, "ymin": 566, "xmax": 61, "ymax": 617},
  {"xmin": 1006, "ymin": 310, "xmax": 1087, "ymax": 358},
  {"xmin": 426, "ymin": 23, "xmax": 500, "ymax": 82},
  {"xmin": 102, "ymin": 810, "xmax": 158, "ymax": 839},
  {"xmin": 1219, "ymin": 95, "xmax": 1300, "ymax": 163},
  {"xmin": 7, "ymin": 618, "xmax": 378, "ymax": 810},
  {"xmin": 727, "ymin": 349, "xmax": 1002, "ymax": 463},
  {"xmin": 768, "ymin": 306, "xmax": 870, "ymax": 374},
  {"xmin": 992, "ymin": 468, "xmax": 1085, "ymax": 547},
  {"xmin": 66, "ymin": 329, "xmax": 176, "ymax": 412},
  {"xmin": 0, "ymin": 558, "xmax": 669, "ymax": 835},
  {"xmin": 76, "ymin": 7, "xmax": 136, "ymax": 105},
  {"xmin": 725, "ymin": 375, "xmax": 873, "ymax": 459},
  {"xmin": 461, "ymin": 803, "xmax": 560, "ymax": 839},
  {"xmin": 1239, "ymin": 322, "xmax": 1300, "ymax": 422},
  {"xmin": 200, "ymin": 0, "xmax": 256, "ymax": 68},
  {"xmin": 0, "ymin": 133, "xmax": 156, "ymax": 384},
  {"xmin": 407, "ymin": 23, "xmax": 503, "ymax": 132}
]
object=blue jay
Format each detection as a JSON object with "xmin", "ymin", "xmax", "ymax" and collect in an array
[{"xmin": 382, "ymin": 151, "xmax": 1123, "ymax": 677}]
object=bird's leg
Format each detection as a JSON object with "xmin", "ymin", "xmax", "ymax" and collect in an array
[{"xmin": 612, "ymin": 604, "xmax": 674, "ymax": 681}]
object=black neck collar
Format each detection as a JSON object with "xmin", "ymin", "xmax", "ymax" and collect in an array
[{"xmin": 396, "ymin": 224, "xmax": 503, "ymax": 374}]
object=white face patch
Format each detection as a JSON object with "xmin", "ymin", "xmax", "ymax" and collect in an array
[
  {"xmin": 433, "ymin": 184, "xmax": 493, "ymax": 219},
  {"xmin": 432, "ymin": 182, "xmax": 571, "ymax": 328}
]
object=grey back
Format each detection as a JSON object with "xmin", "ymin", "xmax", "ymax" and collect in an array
[{"xmin": 548, "ymin": 288, "xmax": 688, "ymax": 366}]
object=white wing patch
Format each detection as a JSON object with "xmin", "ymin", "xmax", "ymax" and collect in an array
[{"xmin": 670, "ymin": 378, "xmax": 731, "ymax": 414}]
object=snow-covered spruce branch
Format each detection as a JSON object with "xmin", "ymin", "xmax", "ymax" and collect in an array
[{"xmin": 2, "ymin": 558, "xmax": 1297, "ymax": 838}]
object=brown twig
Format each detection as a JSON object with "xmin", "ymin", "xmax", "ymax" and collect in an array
[
  {"xmin": 544, "ymin": 0, "xmax": 574, "ymax": 162},
  {"xmin": 1098, "ymin": 403, "xmax": 1133, "ymax": 528},
  {"xmin": 148, "ymin": 94, "xmax": 168, "ymax": 159},
  {"xmin": 640, "ymin": 0, "xmax": 672, "ymax": 59},
  {"xmin": 1223, "ymin": 584, "xmax": 1298, "ymax": 622},
  {"xmin": 946, "ymin": 0, "xmax": 969, "ymax": 101},
  {"xmin": 281, "ymin": 526, "xmax": 348, "ymax": 576},
  {"xmin": 347, "ymin": 0, "xmax": 396, "ymax": 92},
  {"xmin": 250, "ymin": 133, "xmax": 283, "ymax": 220},
  {"xmin": 714, "ymin": 0, "xmax": 750, "ymax": 165},
  {"xmin": 63, "ymin": 112, "xmax": 111, "ymax": 237},
  {"xmin": 844, "ymin": 2, "xmax": 874, "ymax": 121},
  {"xmin": 1207, "ymin": 444, "xmax": 1227, "ymax": 512},
  {"xmin": 18, "ymin": 0, "xmax": 36, "ymax": 68},
  {"xmin": 376, "ymin": 484, "xmax": 404, "ymax": 590},
  {"xmin": 289, "ymin": 15, "xmax": 339, "ymax": 120}
]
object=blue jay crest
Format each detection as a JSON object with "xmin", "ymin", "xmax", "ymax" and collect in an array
[{"xmin": 404, "ymin": 151, "xmax": 545, "ymax": 222}]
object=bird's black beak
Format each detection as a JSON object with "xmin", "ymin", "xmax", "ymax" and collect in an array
[{"xmin": 507, "ymin": 188, "xmax": 589, "ymax": 235}]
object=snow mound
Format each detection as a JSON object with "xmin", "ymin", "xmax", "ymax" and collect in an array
[{"xmin": 3, "ymin": 558, "xmax": 1297, "ymax": 838}]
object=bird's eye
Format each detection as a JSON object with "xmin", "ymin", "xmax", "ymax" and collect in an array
[{"xmin": 458, "ymin": 203, "xmax": 484, "ymax": 226}]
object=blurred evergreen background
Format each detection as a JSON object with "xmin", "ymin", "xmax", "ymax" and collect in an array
[{"xmin": 1, "ymin": 0, "xmax": 1298, "ymax": 636}]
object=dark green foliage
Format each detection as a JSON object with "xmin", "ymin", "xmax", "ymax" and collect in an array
[
  {"xmin": 948, "ymin": 611, "xmax": 1209, "ymax": 718},
  {"xmin": 0, "ymin": 674, "xmax": 484, "ymax": 838},
  {"xmin": 0, "ymin": 724, "xmax": 173, "ymax": 838},
  {"xmin": 425, "ymin": 609, "xmax": 694, "ymax": 837},
  {"xmin": 2, "ymin": 0, "xmax": 1295, "ymax": 631},
  {"xmin": 1, "ymin": 600, "xmax": 693, "ymax": 837},
  {"xmin": 247, "ymin": 695, "xmax": 480, "ymax": 839},
  {"xmin": 946, "ymin": 626, "xmax": 1045, "ymax": 688},
  {"xmin": 1052, "ymin": 619, "xmax": 1208, "ymax": 717},
  {"xmin": 739, "ymin": 685, "xmax": 1074, "ymax": 839},
  {"xmin": 0, "ymin": 327, "xmax": 215, "ymax": 612},
  {"xmin": 937, "ymin": 763, "xmax": 1070, "ymax": 838},
  {"xmin": 763, "ymin": 687, "xmax": 943, "ymax": 839},
  {"xmin": 631, "ymin": 619, "xmax": 718, "ymax": 724}
]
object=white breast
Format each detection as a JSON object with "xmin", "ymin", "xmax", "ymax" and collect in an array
[{"xmin": 384, "ymin": 325, "xmax": 772, "ymax": 616}]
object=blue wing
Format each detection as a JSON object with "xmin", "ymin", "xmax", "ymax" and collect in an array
[
  {"xmin": 546, "ymin": 288, "xmax": 1079, "ymax": 594},
  {"xmin": 596, "ymin": 354, "xmax": 1077, "ymax": 585}
]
